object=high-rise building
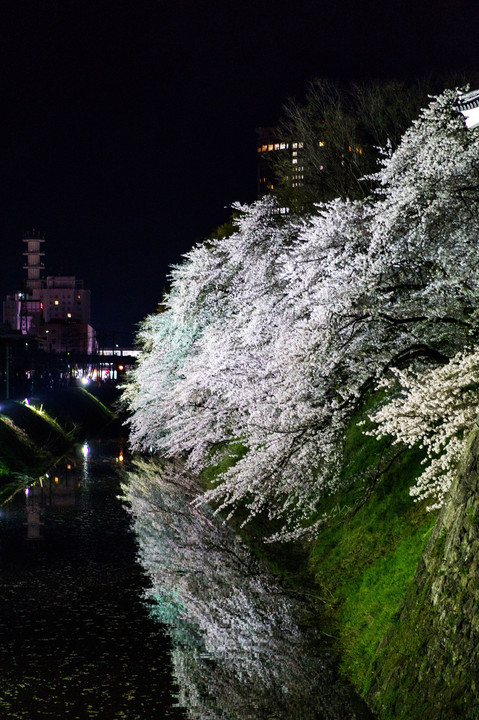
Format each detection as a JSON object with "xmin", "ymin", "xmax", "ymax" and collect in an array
[
  {"xmin": 3, "ymin": 232, "xmax": 96, "ymax": 354},
  {"xmin": 256, "ymin": 127, "xmax": 305, "ymax": 198}
]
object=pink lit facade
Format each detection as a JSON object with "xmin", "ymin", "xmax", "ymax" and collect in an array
[{"xmin": 3, "ymin": 232, "xmax": 97, "ymax": 354}]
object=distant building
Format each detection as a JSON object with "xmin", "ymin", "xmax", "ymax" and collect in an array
[
  {"xmin": 256, "ymin": 127, "xmax": 305, "ymax": 199},
  {"xmin": 3, "ymin": 231, "xmax": 97, "ymax": 354},
  {"xmin": 256, "ymin": 124, "xmax": 364, "ymax": 207}
]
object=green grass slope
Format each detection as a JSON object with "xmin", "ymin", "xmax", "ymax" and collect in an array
[
  {"xmin": 308, "ymin": 410, "xmax": 438, "ymax": 699},
  {"xmin": 199, "ymin": 396, "xmax": 441, "ymax": 719},
  {"xmin": 0, "ymin": 388, "xmax": 120, "ymax": 489},
  {"xmin": 0, "ymin": 413, "xmax": 50, "ymax": 476}
]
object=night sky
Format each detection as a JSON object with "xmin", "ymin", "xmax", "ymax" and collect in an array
[{"xmin": 1, "ymin": 0, "xmax": 479, "ymax": 344}]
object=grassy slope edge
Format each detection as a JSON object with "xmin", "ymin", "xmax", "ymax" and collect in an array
[
  {"xmin": 0, "ymin": 388, "xmax": 119, "ymax": 492},
  {"xmin": 200, "ymin": 396, "xmax": 439, "ymax": 718}
]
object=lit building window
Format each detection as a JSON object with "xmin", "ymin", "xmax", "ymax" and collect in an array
[
  {"xmin": 54, "ymin": 300, "xmax": 59, "ymax": 305},
  {"xmin": 292, "ymin": 142, "xmax": 298, "ymax": 149},
  {"xmin": 268, "ymin": 144, "xmax": 273, "ymax": 151},
  {"xmin": 292, "ymin": 158, "xmax": 298, "ymax": 164}
]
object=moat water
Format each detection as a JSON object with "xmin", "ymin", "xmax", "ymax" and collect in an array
[{"xmin": 0, "ymin": 440, "xmax": 372, "ymax": 719}]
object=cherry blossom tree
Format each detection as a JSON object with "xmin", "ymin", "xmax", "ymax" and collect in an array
[{"xmin": 124, "ymin": 89, "xmax": 479, "ymax": 537}]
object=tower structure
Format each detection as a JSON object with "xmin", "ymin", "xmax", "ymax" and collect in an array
[
  {"xmin": 3, "ymin": 233, "xmax": 96, "ymax": 354},
  {"xmin": 22, "ymin": 230, "xmax": 45, "ymax": 291}
]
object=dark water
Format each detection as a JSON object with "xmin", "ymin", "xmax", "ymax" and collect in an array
[
  {"xmin": 0, "ymin": 443, "xmax": 373, "ymax": 720},
  {"xmin": 0, "ymin": 441, "xmax": 186, "ymax": 719}
]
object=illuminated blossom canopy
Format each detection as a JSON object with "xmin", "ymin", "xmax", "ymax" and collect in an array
[
  {"xmin": 366, "ymin": 349, "xmax": 479, "ymax": 510},
  {"xmin": 123, "ymin": 90, "xmax": 479, "ymax": 538}
]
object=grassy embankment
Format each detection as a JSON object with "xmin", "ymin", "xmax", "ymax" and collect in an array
[
  {"xmin": 0, "ymin": 387, "xmax": 119, "ymax": 498},
  {"xmin": 200, "ymin": 394, "xmax": 438, "ymax": 708}
]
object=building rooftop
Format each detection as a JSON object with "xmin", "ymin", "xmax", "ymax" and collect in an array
[{"xmin": 457, "ymin": 89, "xmax": 479, "ymax": 130}]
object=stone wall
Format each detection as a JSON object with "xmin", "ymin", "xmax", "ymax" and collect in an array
[{"xmin": 366, "ymin": 422, "xmax": 479, "ymax": 719}]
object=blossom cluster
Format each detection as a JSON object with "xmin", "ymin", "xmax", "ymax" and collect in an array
[
  {"xmin": 122, "ymin": 90, "xmax": 479, "ymax": 535},
  {"xmin": 367, "ymin": 350, "xmax": 479, "ymax": 509}
]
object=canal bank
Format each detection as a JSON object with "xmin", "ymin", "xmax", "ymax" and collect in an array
[
  {"xmin": 193, "ymin": 404, "xmax": 479, "ymax": 720},
  {"xmin": 0, "ymin": 389, "xmax": 374, "ymax": 719},
  {"xmin": 0, "ymin": 386, "xmax": 123, "ymax": 493}
]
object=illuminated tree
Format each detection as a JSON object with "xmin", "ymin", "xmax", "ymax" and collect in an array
[
  {"xmin": 367, "ymin": 349, "xmax": 479, "ymax": 510},
  {"xmin": 124, "ymin": 89, "xmax": 479, "ymax": 537}
]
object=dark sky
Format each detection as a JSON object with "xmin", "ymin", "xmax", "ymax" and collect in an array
[{"xmin": 1, "ymin": 0, "xmax": 479, "ymax": 344}]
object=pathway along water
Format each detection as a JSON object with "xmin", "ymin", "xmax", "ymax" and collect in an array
[{"xmin": 0, "ymin": 440, "xmax": 373, "ymax": 719}]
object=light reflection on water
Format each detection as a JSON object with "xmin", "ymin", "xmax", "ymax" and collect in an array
[
  {"xmin": 0, "ymin": 445, "xmax": 373, "ymax": 720},
  {"xmin": 123, "ymin": 458, "xmax": 373, "ymax": 720},
  {"xmin": 0, "ymin": 441, "xmax": 187, "ymax": 719}
]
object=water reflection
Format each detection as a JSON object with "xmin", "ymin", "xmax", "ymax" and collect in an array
[
  {"xmin": 123, "ymin": 458, "xmax": 372, "ymax": 720},
  {"xmin": 0, "ymin": 443, "xmax": 187, "ymax": 719},
  {"xmin": 24, "ymin": 470, "xmax": 78, "ymax": 539}
]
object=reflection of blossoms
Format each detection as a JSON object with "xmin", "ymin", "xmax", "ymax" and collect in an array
[{"xmin": 123, "ymin": 458, "xmax": 369, "ymax": 720}]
